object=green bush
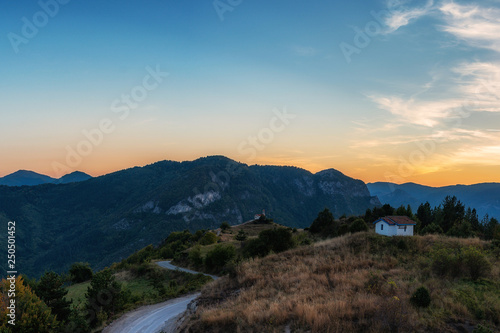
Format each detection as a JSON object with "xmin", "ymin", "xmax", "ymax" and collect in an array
[
  {"xmin": 189, "ymin": 245, "xmax": 203, "ymax": 268},
  {"xmin": 430, "ymin": 246, "xmax": 491, "ymax": 280},
  {"xmin": 421, "ymin": 223, "xmax": 443, "ymax": 235},
  {"xmin": 410, "ymin": 286, "xmax": 431, "ymax": 308},
  {"xmin": 461, "ymin": 246, "xmax": 491, "ymax": 280},
  {"xmin": 199, "ymin": 232, "xmax": 218, "ymax": 245},
  {"xmin": 235, "ymin": 230, "xmax": 247, "ymax": 241},
  {"xmin": 349, "ymin": 218, "xmax": 369, "ymax": 233},
  {"xmin": 205, "ymin": 244, "xmax": 236, "ymax": 272},
  {"xmin": 431, "ymin": 248, "xmax": 461, "ymax": 278},
  {"xmin": 69, "ymin": 262, "xmax": 93, "ymax": 283}
]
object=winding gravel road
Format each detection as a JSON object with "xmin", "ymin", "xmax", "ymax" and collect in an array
[{"xmin": 103, "ymin": 261, "xmax": 216, "ymax": 333}]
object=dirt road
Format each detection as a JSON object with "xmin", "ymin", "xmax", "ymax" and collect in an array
[{"xmin": 103, "ymin": 261, "xmax": 216, "ymax": 333}]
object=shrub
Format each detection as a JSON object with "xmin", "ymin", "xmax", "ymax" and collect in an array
[
  {"xmin": 431, "ymin": 248, "xmax": 461, "ymax": 278},
  {"xmin": 189, "ymin": 245, "xmax": 203, "ymax": 268},
  {"xmin": 410, "ymin": 286, "xmax": 431, "ymax": 308},
  {"xmin": 461, "ymin": 246, "xmax": 491, "ymax": 280},
  {"xmin": 259, "ymin": 228, "xmax": 295, "ymax": 253},
  {"xmin": 220, "ymin": 222, "xmax": 230, "ymax": 232},
  {"xmin": 205, "ymin": 244, "xmax": 236, "ymax": 272},
  {"xmin": 199, "ymin": 232, "xmax": 218, "ymax": 245},
  {"xmin": 69, "ymin": 262, "xmax": 93, "ymax": 283},
  {"xmin": 421, "ymin": 223, "xmax": 443, "ymax": 235},
  {"xmin": 349, "ymin": 218, "xmax": 368, "ymax": 233},
  {"xmin": 235, "ymin": 230, "xmax": 247, "ymax": 241}
]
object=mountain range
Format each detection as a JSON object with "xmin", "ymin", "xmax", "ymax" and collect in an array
[
  {"xmin": 0, "ymin": 170, "xmax": 92, "ymax": 186},
  {"xmin": 367, "ymin": 182, "xmax": 500, "ymax": 220},
  {"xmin": 0, "ymin": 156, "xmax": 379, "ymax": 278}
]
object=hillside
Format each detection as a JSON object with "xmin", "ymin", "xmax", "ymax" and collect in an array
[
  {"xmin": 367, "ymin": 182, "xmax": 500, "ymax": 220},
  {"xmin": 178, "ymin": 233, "xmax": 500, "ymax": 333},
  {"xmin": 0, "ymin": 156, "xmax": 379, "ymax": 278}
]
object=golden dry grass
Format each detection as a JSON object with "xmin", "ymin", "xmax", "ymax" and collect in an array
[{"xmin": 179, "ymin": 233, "xmax": 499, "ymax": 333}]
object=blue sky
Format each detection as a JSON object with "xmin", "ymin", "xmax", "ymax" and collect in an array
[{"xmin": 1, "ymin": 0, "xmax": 499, "ymax": 186}]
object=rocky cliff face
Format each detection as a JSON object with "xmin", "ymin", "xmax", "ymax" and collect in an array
[{"xmin": 0, "ymin": 156, "xmax": 379, "ymax": 277}]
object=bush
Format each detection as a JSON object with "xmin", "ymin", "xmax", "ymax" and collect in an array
[
  {"xmin": 69, "ymin": 262, "xmax": 93, "ymax": 283},
  {"xmin": 461, "ymin": 246, "xmax": 491, "ymax": 280},
  {"xmin": 259, "ymin": 228, "xmax": 295, "ymax": 253},
  {"xmin": 235, "ymin": 230, "xmax": 247, "ymax": 241},
  {"xmin": 189, "ymin": 245, "xmax": 203, "ymax": 268},
  {"xmin": 431, "ymin": 248, "xmax": 461, "ymax": 278},
  {"xmin": 220, "ymin": 222, "xmax": 230, "ymax": 232},
  {"xmin": 199, "ymin": 232, "xmax": 218, "ymax": 245},
  {"xmin": 430, "ymin": 246, "xmax": 491, "ymax": 280},
  {"xmin": 243, "ymin": 238, "xmax": 269, "ymax": 258},
  {"xmin": 349, "ymin": 218, "xmax": 368, "ymax": 233},
  {"xmin": 410, "ymin": 286, "xmax": 431, "ymax": 308},
  {"xmin": 421, "ymin": 223, "xmax": 443, "ymax": 235},
  {"xmin": 205, "ymin": 244, "xmax": 236, "ymax": 272}
]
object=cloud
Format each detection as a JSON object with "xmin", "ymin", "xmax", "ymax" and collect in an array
[
  {"xmin": 384, "ymin": 0, "xmax": 435, "ymax": 33},
  {"xmin": 369, "ymin": 95, "xmax": 462, "ymax": 127},
  {"xmin": 368, "ymin": 60, "xmax": 500, "ymax": 128},
  {"xmin": 439, "ymin": 2, "xmax": 500, "ymax": 52},
  {"xmin": 452, "ymin": 61, "xmax": 500, "ymax": 111}
]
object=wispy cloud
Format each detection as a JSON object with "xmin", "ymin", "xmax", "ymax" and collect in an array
[
  {"xmin": 384, "ymin": 0, "xmax": 435, "ymax": 33},
  {"xmin": 452, "ymin": 61, "xmax": 500, "ymax": 111},
  {"xmin": 369, "ymin": 95, "xmax": 461, "ymax": 127},
  {"xmin": 439, "ymin": 2, "xmax": 500, "ymax": 52}
]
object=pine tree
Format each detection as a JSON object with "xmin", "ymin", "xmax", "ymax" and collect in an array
[{"xmin": 36, "ymin": 271, "xmax": 72, "ymax": 323}]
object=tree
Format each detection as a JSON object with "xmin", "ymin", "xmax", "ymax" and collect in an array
[
  {"xmin": 484, "ymin": 217, "xmax": 500, "ymax": 240},
  {"xmin": 85, "ymin": 270, "xmax": 126, "ymax": 328},
  {"xmin": 0, "ymin": 276, "xmax": 59, "ymax": 332},
  {"xmin": 36, "ymin": 271, "xmax": 72, "ymax": 323},
  {"xmin": 446, "ymin": 220, "xmax": 473, "ymax": 238},
  {"xmin": 417, "ymin": 202, "xmax": 432, "ymax": 230},
  {"xmin": 69, "ymin": 262, "xmax": 93, "ymax": 283},
  {"xmin": 309, "ymin": 208, "xmax": 338, "ymax": 237},
  {"xmin": 441, "ymin": 196, "xmax": 465, "ymax": 233}
]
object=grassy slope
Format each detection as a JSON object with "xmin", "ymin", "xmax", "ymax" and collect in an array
[
  {"xmin": 179, "ymin": 233, "xmax": 500, "ymax": 333},
  {"xmin": 65, "ymin": 263, "xmax": 213, "ymax": 331}
]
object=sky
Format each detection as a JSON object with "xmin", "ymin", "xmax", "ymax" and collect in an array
[{"xmin": 1, "ymin": 0, "xmax": 499, "ymax": 186}]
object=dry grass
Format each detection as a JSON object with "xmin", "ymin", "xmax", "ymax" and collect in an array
[{"xmin": 179, "ymin": 233, "xmax": 499, "ymax": 333}]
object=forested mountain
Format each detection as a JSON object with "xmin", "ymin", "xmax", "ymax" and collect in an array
[
  {"xmin": 0, "ymin": 156, "xmax": 379, "ymax": 277},
  {"xmin": 367, "ymin": 182, "xmax": 500, "ymax": 220},
  {"xmin": 0, "ymin": 170, "xmax": 92, "ymax": 186}
]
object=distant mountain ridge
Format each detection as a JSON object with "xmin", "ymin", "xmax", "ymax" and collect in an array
[
  {"xmin": 0, "ymin": 170, "xmax": 92, "ymax": 186},
  {"xmin": 367, "ymin": 182, "xmax": 500, "ymax": 220},
  {"xmin": 0, "ymin": 156, "xmax": 379, "ymax": 277}
]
